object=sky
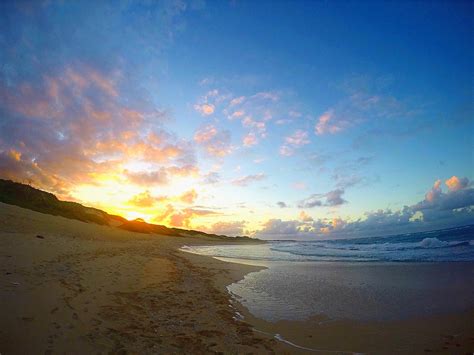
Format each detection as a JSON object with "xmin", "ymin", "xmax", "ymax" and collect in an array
[{"xmin": 0, "ymin": 0, "xmax": 473, "ymax": 239}]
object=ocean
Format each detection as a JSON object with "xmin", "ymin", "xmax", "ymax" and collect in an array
[
  {"xmin": 182, "ymin": 224, "xmax": 474, "ymax": 263},
  {"xmin": 182, "ymin": 225, "xmax": 474, "ymax": 322}
]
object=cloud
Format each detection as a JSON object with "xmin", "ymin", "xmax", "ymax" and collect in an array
[
  {"xmin": 257, "ymin": 219, "xmax": 305, "ymax": 239},
  {"xmin": 280, "ymin": 129, "xmax": 310, "ymax": 156},
  {"xmin": 285, "ymin": 130, "xmax": 310, "ymax": 146},
  {"xmin": 279, "ymin": 145, "xmax": 294, "ymax": 157},
  {"xmin": 298, "ymin": 189, "xmax": 347, "ymax": 208},
  {"xmin": 193, "ymin": 125, "xmax": 233, "ymax": 157},
  {"xmin": 292, "ymin": 182, "xmax": 307, "ymax": 190},
  {"xmin": 201, "ymin": 171, "xmax": 220, "ymax": 184},
  {"xmin": 0, "ymin": 0, "xmax": 198, "ymax": 198},
  {"xmin": 232, "ymin": 173, "xmax": 266, "ymax": 186},
  {"xmin": 0, "ymin": 63, "xmax": 197, "ymax": 199},
  {"xmin": 194, "ymin": 103, "xmax": 215, "ymax": 116},
  {"xmin": 425, "ymin": 179, "xmax": 442, "ymax": 203},
  {"xmin": 128, "ymin": 190, "xmax": 159, "ymax": 208},
  {"xmin": 256, "ymin": 176, "xmax": 474, "ymax": 240},
  {"xmin": 230, "ymin": 96, "xmax": 245, "ymax": 106},
  {"xmin": 193, "ymin": 89, "xmax": 230, "ymax": 116},
  {"xmin": 315, "ymin": 75, "xmax": 420, "ymax": 138},
  {"xmin": 124, "ymin": 168, "xmax": 170, "ymax": 186},
  {"xmin": 221, "ymin": 90, "xmax": 284, "ymax": 142},
  {"xmin": 315, "ymin": 110, "xmax": 345, "ymax": 135},
  {"xmin": 414, "ymin": 177, "xmax": 473, "ymax": 213},
  {"xmin": 445, "ymin": 176, "xmax": 469, "ymax": 192},
  {"xmin": 242, "ymin": 116, "xmax": 267, "ymax": 136},
  {"xmin": 298, "ymin": 211, "xmax": 313, "ymax": 222},
  {"xmin": 168, "ymin": 208, "xmax": 218, "ymax": 228},
  {"xmin": 194, "ymin": 125, "xmax": 218, "ymax": 143},
  {"xmin": 242, "ymin": 132, "xmax": 258, "ymax": 147},
  {"xmin": 325, "ymin": 189, "xmax": 347, "ymax": 206},
  {"xmin": 198, "ymin": 220, "xmax": 247, "ymax": 236},
  {"xmin": 128, "ymin": 188, "xmax": 198, "ymax": 211},
  {"xmin": 252, "ymin": 91, "xmax": 279, "ymax": 101},
  {"xmin": 154, "ymin": 203, "xmax": 219, "ymax": 228},
  {"xmin": 277, "ymin": 201, "xmax": 287, "ymax": 208},
  {"xmin": 179, "ymin": 189, "xmax": 198, "ymax": 204}
]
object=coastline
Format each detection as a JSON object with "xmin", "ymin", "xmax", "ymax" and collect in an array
[
  {"xmin": 1, "ymin": 202, "xmax": 473, "ymax": 354},
  {"xmin": 183, "ymin": 246, "xmax": 474, "ymax": 354}
]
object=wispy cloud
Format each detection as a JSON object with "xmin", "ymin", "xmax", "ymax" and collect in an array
[
  {"xmin": 232, "ymin": 173, "xmax": 266, "ymax": 186},
  {"xmin": 280, "ymin": 129, "xmax": 310, "ymax": 156},
  {"xmin": 193, "ymin": 125, "xmax": 233, "ymax": 157},
  {"xmin": 315, "ymin": 110, "xmax": 345, "ymax": 135},
  {"xmin": 315, "ymin": 75, "xmax": 418, "ymax": 136}
]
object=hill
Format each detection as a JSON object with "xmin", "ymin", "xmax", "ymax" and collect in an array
[{"xmin": 0, "ymin": 179, "xmax": 251, "ymax": 240}]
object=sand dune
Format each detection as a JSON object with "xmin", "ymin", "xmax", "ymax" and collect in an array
[{"xmin": 0, "ymin": 202, "xmax": 283, "ymax": 354}]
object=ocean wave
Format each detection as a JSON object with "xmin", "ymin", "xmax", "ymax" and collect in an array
[{"xmin": 183, "ymin": 225, "xmax": 474, "ymax": 262}]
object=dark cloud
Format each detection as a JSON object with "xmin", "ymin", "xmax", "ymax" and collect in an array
[
  {"xmin": 277, "ymin": 201, "xmax": 287, "ymax": 208},
  {"xmin": 298, "ymin": 189, "xmax": 346, "ymax": 208},
  {"xmin": 258, "ymin": 177, "xmax": 474, "ymax": 240}
]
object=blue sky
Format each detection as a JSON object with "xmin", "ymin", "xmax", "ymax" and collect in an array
[{"xmin": 0, "ymin": 0, "xmax": 472, "ymax": 238}]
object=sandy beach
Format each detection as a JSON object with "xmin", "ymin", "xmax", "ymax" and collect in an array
[
  {"xmin": 1, "ymin": 202, "xmax": 473, "ymax": 354},
  {"xmin": 0, "ymin": 202, "xmax": 283, "ymax": 354}
]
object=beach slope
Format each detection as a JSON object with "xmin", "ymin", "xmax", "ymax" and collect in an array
[{"xmin": 0, "ymin": 202, "xmax": 283, "ymax": 354}]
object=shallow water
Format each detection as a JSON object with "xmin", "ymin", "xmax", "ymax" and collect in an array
[
  {"xmin": 182, "ymin": 225, "xmax": 474, "ymax": 322},
  {"xmin": 226, "ymin": 261, "xmax": 474, "ymax": 321}
]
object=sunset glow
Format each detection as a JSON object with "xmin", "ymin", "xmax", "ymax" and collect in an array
[{"xmin": 0, "ymin": 1, "xmax": 472, "ymax": 238}]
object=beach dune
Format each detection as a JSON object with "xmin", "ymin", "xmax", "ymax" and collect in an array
[{"xmin": 0, "ymin": 202, "xmax": 281, "ymax": 354}]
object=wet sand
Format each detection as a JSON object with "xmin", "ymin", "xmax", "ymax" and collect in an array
[{"xmin": 1, "ymin": 202, "xmax": 473, "ymax": 354}]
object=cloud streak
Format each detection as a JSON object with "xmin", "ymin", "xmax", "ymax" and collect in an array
[{"xmin": 232, "ymin": 173, "xmax": 266, "ymax": 187}]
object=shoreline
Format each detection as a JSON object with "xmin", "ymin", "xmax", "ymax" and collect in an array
[
  {"xmin": 182, "ymin": 245, "xmax": 474, "ymax": 354},
  {"xmin": 1, "ymin": 202, "xmax": 473, "ymax": 354}
]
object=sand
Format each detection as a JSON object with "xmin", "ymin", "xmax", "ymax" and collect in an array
[
  {"xmin": 0, "ymin": 203, "xmax": 284, "ymax": 354},
  {"xmin": 1, "ymin": 202, "xmax": 473, "ymax": 354}
]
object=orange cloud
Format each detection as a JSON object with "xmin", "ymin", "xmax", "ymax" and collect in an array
[
  {"xmin": 194, "ymin": 125, "xmax": 233, "ymax": 157},
  {"xmin": 194, "ymin": 103, "xmax": 215, "ymax": 116},
  {"xmin": 243, "ymin": 132, "xmax": 258, "ymax": 147},
  {"xmin": 155, "ymin": 206, "xmax": 217, "ymax": 228},
  {"xmin": 445, "ymin": 176, "xmax": 469, "ymax": 192},
  {"xmin": 425, "ymin": 179, "xmax": 442, "ymax": 202},
  {"xmin": 194, "ymin": 125, "xmax": 218, "ymax": 143},
  {"xmin": 128, "ymin": 190, "xmax": 157, "ymax": 207},
  {"xmin": 179, "ymin": 189, "xmax": 198, "ymax": 204}
]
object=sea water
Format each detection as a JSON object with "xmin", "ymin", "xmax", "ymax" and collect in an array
[
  {"xmin": 182, "ymin": 225, "xmax": 474, "ymax": 263},
  {"xmin": 182, "ymin": 225, "xmax": 474, "ymax": 321}
]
